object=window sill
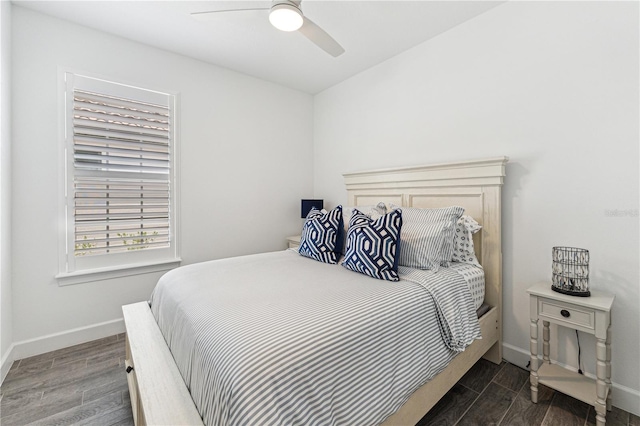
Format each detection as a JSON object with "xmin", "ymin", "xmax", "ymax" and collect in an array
[{"xmin": 56, "ymin": 258, "xmax": 182, "ymax": 286}]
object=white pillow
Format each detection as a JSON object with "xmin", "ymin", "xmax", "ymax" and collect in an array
[
  {"xmin": 452, "ymin": 215, "xmax": 482, "ymax": 265},
  {"xmin": 343, "ymin": 202, "xmax": 387, "ymax": 227}
]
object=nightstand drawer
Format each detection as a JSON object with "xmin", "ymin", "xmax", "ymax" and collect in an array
[{"xmin": 538, "ymin": 299, "xmax": 595, "ymax": 331}]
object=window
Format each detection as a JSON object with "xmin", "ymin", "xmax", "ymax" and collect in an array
[{"xmin": 58, "ymin": 73, "xmax": 180, "ymax": 284}]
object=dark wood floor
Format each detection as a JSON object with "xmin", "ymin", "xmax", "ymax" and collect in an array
[
  {"xmin": 418, "ymin": 359, "xmax": 639, "ymax": 426},
  {"xmin": 1, "ymin": 335, "xmax": 638, "ymax": 426}
]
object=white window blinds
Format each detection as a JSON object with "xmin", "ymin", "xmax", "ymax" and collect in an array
[{"xmin": 61, "ymin": 73, "xmax": 179, "ymax": 277}]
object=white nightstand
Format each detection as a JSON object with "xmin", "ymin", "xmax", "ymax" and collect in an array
[
  {"xmin": 286, "ymin": 235, "xmax": 301, "ymax": 249},
  {"xmin": 527, "ymin": 282, "xmax": 615, "ymax": 426}
]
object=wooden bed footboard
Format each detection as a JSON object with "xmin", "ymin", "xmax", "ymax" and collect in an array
[{"xmin": 123, "ymin": 302, "xmax": 203, "ymax": 426}]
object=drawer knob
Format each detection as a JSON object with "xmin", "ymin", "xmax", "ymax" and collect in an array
[{"xmin": 561, "ymin": 309, "xmax": 570, "ymax": 318}]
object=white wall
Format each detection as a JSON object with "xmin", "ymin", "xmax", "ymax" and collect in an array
[
  {"xmin": 314, "ymin": 1, "xmax": 639, "ymax": 414},
  {"xmin": 10, "ymin": 6, "xmax": 313, "ymax": 354},
  {"xmin": 1, "ymin": 0, "xmax": 13, "ymax": 379},
  {"xmin": 5, "ymin": 1, "xmax": 640, "ymax": 414}
]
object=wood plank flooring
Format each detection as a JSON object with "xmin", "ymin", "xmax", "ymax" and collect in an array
[
  {"xmin": 418, "ymin": 359, "xmax": 639, "ymax": 426},
  {"xmin": 1, "ymin": 334, "xmax": 132, "ymax": 426},
  {"xmin": 1, "ymin": 335, "xmax": 638, "ymax": 425}
]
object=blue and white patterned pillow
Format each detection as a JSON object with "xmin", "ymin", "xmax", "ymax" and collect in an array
[
  {"xmin": 390, "ymin": 205, "xmax": 464, "ymax": 271},
  {"xmin": 298, "ymin": 206, "xmax": 344, "ymax": 264},
  {"xmin": 341, "ymin": 202, "xmax": 387, "ymax": 253},
  {"xmin": 452, "ymin": 215, "xmax": 482, "ymax": 265},
  {"xmin": 343, "ymin": 202, "xmax": 387, "ymax": 231},
  {"xmin": 341, "ymin": 208, "xmax": 403, "ymax": 281}
]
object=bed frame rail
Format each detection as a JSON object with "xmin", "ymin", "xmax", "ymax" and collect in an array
[{"xmin": 123, "ymin": 302, "xmax": 203, "ymax": 426}]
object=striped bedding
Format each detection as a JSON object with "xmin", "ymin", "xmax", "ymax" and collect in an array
[
  {"xmin": 149, "ymin": 250, "xmax": 481, "ymax": 426},
  {"xmin": 398, "ymin": 266, "xmax": 481, "ymax": 352},
  {"xmin": 450, "ymin": 262, "xmax": 485, "ymax": 310}
]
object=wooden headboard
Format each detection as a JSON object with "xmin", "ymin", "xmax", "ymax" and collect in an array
[{"xmin": 343, "ymin": 156, "xmax": 508, "ymax": 362}]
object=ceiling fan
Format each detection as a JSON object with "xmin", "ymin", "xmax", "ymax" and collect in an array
[{"xmin": 191, "ymin": 0, "xmax": 345, "ymax": 57}]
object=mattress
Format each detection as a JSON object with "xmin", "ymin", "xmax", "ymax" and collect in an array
[{"xmin": 149, "ymin": 250, "xmax": 481, "ymax": 426}]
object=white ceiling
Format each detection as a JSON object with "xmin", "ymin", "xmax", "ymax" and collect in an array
[{"xmin": 14, "ymin": 0, "xmax": 504, "ymax": 94}]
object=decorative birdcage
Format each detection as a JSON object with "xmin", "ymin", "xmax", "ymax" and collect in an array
[{"xmin": 552, "ymin": 247, "xmax": 590, "ymax": 297}]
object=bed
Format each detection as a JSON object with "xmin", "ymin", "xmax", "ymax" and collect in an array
[{"xmin": 122, "ymin": 156, "xmax": 508, "ymax": 426}]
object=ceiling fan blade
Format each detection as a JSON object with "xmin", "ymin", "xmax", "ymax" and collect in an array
[
  {"xmin": 298, "ymin": 17, "xmax": 345, "ymax": 57},
  {"xmin": 191, "ymin": 8, "xmax": 269, "ymax": 21}
]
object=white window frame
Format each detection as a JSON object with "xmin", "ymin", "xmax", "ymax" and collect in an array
[{"xmin": 57, "ymin": 71, "xmax": 181, "ymax": 285}]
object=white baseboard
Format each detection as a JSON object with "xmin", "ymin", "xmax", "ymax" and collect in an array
[
  {"xmin": 502, "ymin": 342, "xmax": 640, "ymax": 417},
  {"xmin": 502, "ymin": 342, "xmax": 531, "ymax": 370},
  {"xmin": 0, "ymin": 318, "xmax": 125, "ymax": 386},
  {"xmin": 1, "ymin": 343, "xmax": 16, "ymax": 383}
]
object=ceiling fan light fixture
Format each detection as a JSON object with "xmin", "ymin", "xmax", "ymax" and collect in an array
[{"xmin": 269, "ymin": 3, "xmax": 303, "ymax": 32}]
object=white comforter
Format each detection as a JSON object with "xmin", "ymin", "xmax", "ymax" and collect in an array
[{"xmin": 149, "ymin": 250, "xmax": 480, "ymax": 426}]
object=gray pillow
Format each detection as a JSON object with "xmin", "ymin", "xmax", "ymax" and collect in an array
[{"xmin": 390, "ymin": 205, "xmax": 464, "ymax": 271}]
